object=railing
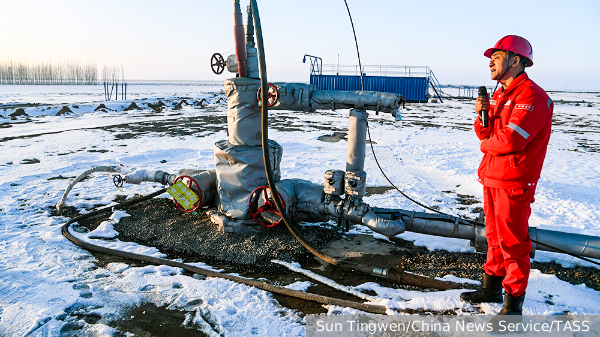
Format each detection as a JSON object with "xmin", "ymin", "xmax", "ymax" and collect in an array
[
  {"xmin": 458, "ymin": 85, "xmax": 476, "ymax": 98},
  {"xmin": 427, "ymin": 69, "xmax": 444, "ymax": 102},
  {"xmin": 312, "ymin": 63, "xmax": 446, "ymax": 103},
  {"xmin": 320, "ymin": 64, "xmax": 431, "ymax": 78},
  {"xmin": 428, "ymin": 70, "xmax": 442, "ymax": 90},
  {"xmin": 304, "ymin": 55, "xmax": 323, "ymax": 76}
]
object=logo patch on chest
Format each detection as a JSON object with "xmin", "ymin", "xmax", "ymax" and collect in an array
[{"xmin": 515, "ymin": 104, "xmax": 534, "ymax": 111}]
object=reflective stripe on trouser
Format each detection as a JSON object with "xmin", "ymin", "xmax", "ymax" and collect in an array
[{"xmin": 483, "ymin": 186, "xmax": 535, "ymax": 297}]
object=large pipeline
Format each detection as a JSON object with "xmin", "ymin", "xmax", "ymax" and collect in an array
[{"xmin": 373, "ymin": 208, "xmax": 600, "ymax": 261}]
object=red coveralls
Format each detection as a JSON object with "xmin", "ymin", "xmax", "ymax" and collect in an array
[{"xmin": 474, "ymin": 73, "xmax": 553, "ymax": 297}]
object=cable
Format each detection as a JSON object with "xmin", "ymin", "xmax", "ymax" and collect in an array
[
  {"xmin": 253, "ymin": 0, "xmax": 379, "ymax": 276},
  {"xmin": 342, "ymin": 0, "xmax": 473, "ymax": 224},
  {"xmin": 340, "ymin": 1, "xmax": 599, "ymax": 267},
  {"xmin": 343, "ymin": 0, "xmax": 363, "ymax": 91},
  {"xmin": 366, "ymin": 126, "xmax": 474, "ymax": 222}
]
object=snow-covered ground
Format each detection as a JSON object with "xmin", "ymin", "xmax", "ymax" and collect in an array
[{"xmin": 1, "ymin": 84, "xmax": 599, "ymax": 336}]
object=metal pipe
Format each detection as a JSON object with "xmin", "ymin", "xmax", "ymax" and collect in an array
[
  {"xmin": 245, "ymin": 5, "xmax": 255, "ymax": 47},
  {"xmin": 244, "ymin": 4, "xmax": 259, "ymax": 79},
  {"xmin": 122, "ymin": 168, "xmax": 217, "ymax": 209},
  {"xmin": 233, "ymin": 0, "xmax": 247, "ymax": 77},
  {"xmin": 175, "ymin": 169, "xmax": 218, "ymax": 209},
  {"xmin": 361, "ymin": 210, "xmax": 406, "ymax": 237},
  {"xmin": 535, "ymin": 228, "xmax": 600, "ymax": 260},
  {"xmin": 347, "ymin": 109, "xmax": 367, "ymax": 172},
  {"xmin": 223, "ymin": 77, "xmax": 262, "ymax": 146},
  {"xmin": 405, "ymin": 214, "xmax": 477, "ymax": 240},
  {"xmin": 373, "ymin": 208, "xmax": 600, "ymax": 261}
]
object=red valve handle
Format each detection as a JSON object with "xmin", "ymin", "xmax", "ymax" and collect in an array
[
  {"xmin": 257, "ymin": 83, "xmax": 279, "ymax": 107},
  {"xmin": 248, "ymin": 186, "xmax": 286, "ymax": 228},
  {"xmin": 172, "ymin": 175, "xmax": 202, "ymax": 213},
  {"xmin": 211, "ymin": 53, "xmax": 226, "ymax": 75}
]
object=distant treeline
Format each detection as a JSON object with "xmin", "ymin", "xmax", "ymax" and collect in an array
[{"xmin": 0, "ymin": 60, "xmax": 124, "ymax": 85}]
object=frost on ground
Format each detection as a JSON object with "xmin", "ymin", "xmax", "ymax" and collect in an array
[{"xmin": 1, "ymin": 84, "xmax": 599, "ymax": 336}]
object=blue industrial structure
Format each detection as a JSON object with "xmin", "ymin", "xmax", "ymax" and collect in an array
[{"xmin": 304, "ymin": 56, "xmax": 443, "ymax": 103}]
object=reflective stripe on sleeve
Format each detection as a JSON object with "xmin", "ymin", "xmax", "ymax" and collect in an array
[{"xmin": 507, "ymin": 123, "xmax": 530, "ymax": 139}]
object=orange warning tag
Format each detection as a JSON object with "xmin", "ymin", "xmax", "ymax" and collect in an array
[{"xmin": 167, "ymin": 181, "xmax": 199, "ymax": 210}]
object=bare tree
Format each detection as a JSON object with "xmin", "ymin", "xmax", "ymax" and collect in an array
[{"xmin": 0, "ymin": 59, "xmax": 111, "ymax": 85}]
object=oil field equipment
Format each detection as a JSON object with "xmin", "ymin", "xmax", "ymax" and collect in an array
[{"xmin": 58, "ymin": 0, "xmax": 600, "ymax": 313}]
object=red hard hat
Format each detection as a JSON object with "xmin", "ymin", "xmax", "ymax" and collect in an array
[{"xmin": 484, "ymin": 35, "xmax": 533, "ymax": 67}]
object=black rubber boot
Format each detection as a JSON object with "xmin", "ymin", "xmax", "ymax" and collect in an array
[
  {"xmin": 489, "ymin": 293, "xmax": 525, "ymax": 333},
  {"xmin": 460, "ymin": 273, "xmax": 504, "ymax": 303},
  {"xmin": 497, "ymin": 292, "xmax": 525, "ymax": 315}
]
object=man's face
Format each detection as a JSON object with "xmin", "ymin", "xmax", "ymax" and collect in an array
[{"xmin": 489, "ymin": 50, "xmax": 511, "ymax": 81}]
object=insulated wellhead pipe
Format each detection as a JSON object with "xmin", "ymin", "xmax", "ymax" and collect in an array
[{"xmin": 347, "ymin": 109, "xmax": 368, "ymax": 172}]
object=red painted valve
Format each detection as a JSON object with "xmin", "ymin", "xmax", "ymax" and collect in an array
[
  {"xmin": 211, "ymin": 53, "xmax": 226, "ymax": 75},
  {"xmin": 172, "ymin": 175, "xmax": 202, "ymax": 212},
  {"xmin": 257, "ymin": 83, "xmax": 279, "ymax": 107},
  {"xmin": 248, "ymin": 186, "xmax": 286, "ymax": 227}
]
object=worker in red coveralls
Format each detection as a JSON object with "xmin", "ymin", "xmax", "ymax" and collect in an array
[{"xmin": 460, "ymin": 35, "xmax": 554, "ymax": 316}]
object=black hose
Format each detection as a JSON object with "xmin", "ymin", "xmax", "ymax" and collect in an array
[
  {"xmin": 250, "ymin": 0, "xmax": 461, "ymax": 291},
  {"xmin": 251, "ymin": 0, "xmax": 362, "ymax": 272},
  {"xmin": 60, "ymin": 188, "xmax": 388, "ymax": 314},
  {"xmin": 252, "ymin": 0, "xmax": 389, "ymax": 276}
]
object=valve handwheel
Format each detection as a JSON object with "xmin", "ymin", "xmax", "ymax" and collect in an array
[
  {"xmin": 113, "ymin": 174, "xmax": 124, "ymax": 188},
  {"xmin": 248, "ymin": 186, "xmax": 286, "ymax": 227},
  {"xmin": 257, "ymin": 83, "xmax": 279, "ymax": 107},
  {"xmin": 210, "ymin": 53, "xmax": 226, "ymax": 75},
  {"xmin": 172, "ymin": 175, "xmax": 202, "ymax": 212}
]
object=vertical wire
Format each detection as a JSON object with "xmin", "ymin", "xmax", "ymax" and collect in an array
[{"xmin": 343, "ymin": 0, "xmax": 364, "ymax": 91}]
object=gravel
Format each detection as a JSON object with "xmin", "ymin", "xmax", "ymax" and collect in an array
[
  {"xmin": 76, "ymin": 196, "xmax": 342, "ymax": 275},
  {"xmin": 73, "ymin": 195, "xmax": 600, "ymax": 293}
]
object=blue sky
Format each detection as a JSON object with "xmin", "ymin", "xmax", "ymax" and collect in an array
[{"xmin": 1, "ymin": 0, "xmax": 599, "ymax": 90}]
